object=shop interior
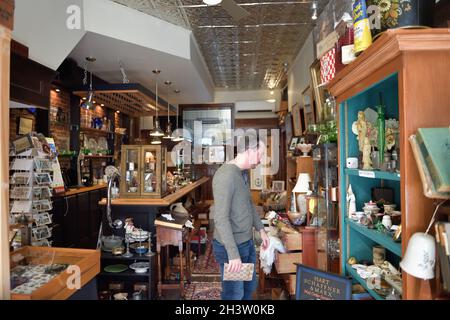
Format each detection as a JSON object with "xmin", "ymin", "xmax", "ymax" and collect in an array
[{"xmin": 1, "ymin": 0, "xmax": 450, "ymax": 301}]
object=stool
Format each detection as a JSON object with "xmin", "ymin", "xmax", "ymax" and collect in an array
[{"xmin": 156, "ymin": 225, "xmax": 192, "ymax": 299}]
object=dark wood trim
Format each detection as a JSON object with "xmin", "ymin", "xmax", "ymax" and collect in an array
[{"xmin": 235, "ymin": 118, "xmax": 279, "ymax": 130}]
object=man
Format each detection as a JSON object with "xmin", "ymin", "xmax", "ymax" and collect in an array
[{"xmin": 212, "ymin": 136, "xmax": 270, "ymax": 300}]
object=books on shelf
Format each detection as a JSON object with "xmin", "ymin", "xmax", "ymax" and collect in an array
[
  {"xmin": 409, "ymin": 129, "xmax": 450, "ymax": 200},
  {"xmin": 416, "ymin": 128, "xmax": 450, "ymax": 193},
  {"xmin": 154, "ymin": 215, "xmax": 189, "ymax": 230}
]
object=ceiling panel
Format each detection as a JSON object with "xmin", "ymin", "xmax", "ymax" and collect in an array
[{"xmin": 112, "ymin": 0, "xmax": 330, "ymax": 90}]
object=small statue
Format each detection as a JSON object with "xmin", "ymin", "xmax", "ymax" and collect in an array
[
  {"xmin": 356, "ymin": 111, "xmax": 368, "ymax": 153},
  {"xmin": 347, "ymin": 184, "xmax": 356, "ymax": 219},
  {"xmin": 124, "ymin": 217, "xmax": 135, "ymax": 234},
  {"xmin": 362, "ymin": 137, "xmax": 373, "ymax": 170}
]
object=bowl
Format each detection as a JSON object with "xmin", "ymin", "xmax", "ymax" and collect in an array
[
  {"xmin": 287, "ymin": 211, "xmax": 306, "ymax": 226},
  {"xmin": 102, "ymin": 236, "xmax": 124, "ymax": 252},
  {"xmin": 130, "ymin": 262, "xmax": 149, "ymax": 274},
  {"xmin": 130, "ymin": 243, "xmax": 149, "ymax": 254}
]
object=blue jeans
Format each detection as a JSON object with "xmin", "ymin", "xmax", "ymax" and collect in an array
[{"xmin": 213, "ymin": 239, "xmax": 257, "ymax": 300}]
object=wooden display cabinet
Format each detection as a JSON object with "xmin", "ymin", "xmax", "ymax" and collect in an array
[
  {"xmin": 328, "ymin": 29, "xmax": 450, "ymax": 300},
  {"xmin": 120, "ymin": 145, "xmax": 168, "ymax": 198}
]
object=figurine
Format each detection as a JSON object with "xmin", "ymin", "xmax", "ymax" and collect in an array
[
  {"xmin": 124, "ymin": 217, "xmax": 135, "ymax": 234},
  {"xmin": 347, "ymin": 185, "xmax": 356, "ymax": 219},
  {"xmin": 356, "ymin": 111, "xmax": 368, "ymax": 153},
  {"xmin": 362, "ymin": 137, "xmax": 373, "ymax": 170}
]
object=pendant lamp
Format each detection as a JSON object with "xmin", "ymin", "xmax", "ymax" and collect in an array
[
  {"xmin": 172, "ymin": 89, "xmax": 184, "ymax": 142},
  {"xmin": 163, "ymin": 81, "xmax": 174, "ymax": 140},
  {"xmin": 81, "ymin": 57, "xmax": 96, "ymax": 110},
  {"xmin": 150, "ymin": 69, "xmax": 164, "ymax": 139}
]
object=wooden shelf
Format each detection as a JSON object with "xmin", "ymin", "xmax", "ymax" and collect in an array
[
  {"xmin": 344, "ymin": 168, "xmax": 400, "ymax": 181},
  {"xmin": 346, "ymin": 263, "xmax": 384, "ymax": 301},
  {"xmin": 99, "ymin": 270, "xmax": 150, "ymax": 277},
  {"xmin": 347, "ymin": 219, "xmax": 402, "ymax": 257},
  {"xmin": 98, "ymin": 176, "xmax": 210, "ymax": 207},
  {"xmin": 80, "ymin": 127, "xmax": 113, "ymax": 135}
]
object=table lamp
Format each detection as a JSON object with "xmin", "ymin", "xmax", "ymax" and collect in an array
[{"xmin": 292, "ymin": 173, "xmax": 311, "ymax": 216}]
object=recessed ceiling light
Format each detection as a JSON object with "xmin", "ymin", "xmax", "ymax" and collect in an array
[
  {"xmin": 116, "ymin": 111, "xmax": 120, "ymax": 114},
  {"xmin": 266, "ymin": 99, "xmax": 276, "ymax": 103},
  {"xmin": 55, "ymin": 88, "xmax": 61, "ymax": 93},
  {"xmin": 270, "ymin": 91, "xmax": 274, "ymax": 95},
  {"xmin": 203, "ymin": 0, "xmax": 222, "ymax": 5},
  {"xmin": 82, "ymin": 97, "xmax": 87, "ymax": 100},
  {"xmin": 101, "ymin": 104, "xmax": 105, "ymax": 107}
]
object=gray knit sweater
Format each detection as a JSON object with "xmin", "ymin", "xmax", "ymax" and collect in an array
[{"xmin": 212, "ymin": 163, "xmax": 264, "ymax": 260}]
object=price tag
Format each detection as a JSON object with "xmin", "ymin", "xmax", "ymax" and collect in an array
[{"xmin": 359, "ymin": 170, "xmax": 375, "ymax": 178}]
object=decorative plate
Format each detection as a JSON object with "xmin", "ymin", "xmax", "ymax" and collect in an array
[{"xmin": 104, "ymin": 264, "xmax": 128, "ymax": 273}]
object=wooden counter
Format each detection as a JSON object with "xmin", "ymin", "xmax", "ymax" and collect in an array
[
  {"xmin": 98, "ymin": 177, "xmax": 210, "ymax": 207},
  {"xmin": 54, "ymin": 184, "xmax": 107, "ymax": 198}
]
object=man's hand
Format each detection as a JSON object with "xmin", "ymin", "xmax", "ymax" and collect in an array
[
  {"xmin": 227, "ymin": 259, "xmax": 243, "ymax": 273},
  {"xmin": 260, "ymin": 229, "xmax": 270, "ymax": 250}
]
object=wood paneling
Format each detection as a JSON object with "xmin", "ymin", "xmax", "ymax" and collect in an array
[
  {"xmin": 10, "ymin": 53, "xmax": 56, "ymax": 108},
  {"xmin": 235, "ymin": 118, "xmax": 279, "ymax": 130},
  {"xmin": 0, "ymin": 24, "xmax": 11, "ymax": 300}
]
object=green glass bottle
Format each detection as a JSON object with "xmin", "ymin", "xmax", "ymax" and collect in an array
[{"xmin": 377, "ymin": 104, "xmax": 386, "ymax": 166}]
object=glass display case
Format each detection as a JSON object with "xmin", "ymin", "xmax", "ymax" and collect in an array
[
  {"xmin": 311, "ymin": 143, "xmax": 340, "ymax": 273},
  {"xmin": 120, "ymin": 145, "xmax": 168, "ymax": 198}
]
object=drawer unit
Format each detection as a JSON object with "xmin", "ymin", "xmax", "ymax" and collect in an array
[
  {"xmin": 275, "ymin": 252, "xmax": 302, "ymax": 274},
  {"xmin": 281, "ymin": 232, "xmax": 303, "ymax": 251}
]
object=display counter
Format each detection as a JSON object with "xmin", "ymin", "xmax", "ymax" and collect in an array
[
  {"xmin": 10, "ymin": 246, "xmax": 100, "ymax": 300},
  {"xmin": 98, "ymin": 177, "xmax": 210, "ymax": 207},
  {"xmin": 55, "ymin": 184, "xmax": 107, "ymax": 198}
]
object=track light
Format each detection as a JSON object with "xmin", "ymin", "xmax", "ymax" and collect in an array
[{"xmin": 311, "ymin": 1, "xmax": 318, "ymax": 20}]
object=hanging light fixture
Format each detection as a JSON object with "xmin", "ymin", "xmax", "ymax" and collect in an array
[
  {"xmin": 163, "ymin": 81, "xmax": 174, "ymax": 140},
  {"xmin": 172, "ymin": 89, "xmax": 184, "ymax": 142},
  {"xmin": 81, "ymin": 57, "xmax": 96, "ymax": 110},
  {"xmin": 311, "ymin": 1, "xmax": 318, "ymax": 20},
  {"xmin": 150, "ymin": 69, "xmax": 164, "ymax": 144}
]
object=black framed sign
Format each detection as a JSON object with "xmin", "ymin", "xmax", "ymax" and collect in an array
[{"xmin": 295, "ymin": 264, "xmax": 352, "ymax": 300}]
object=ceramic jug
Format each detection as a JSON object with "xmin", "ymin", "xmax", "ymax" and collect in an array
[{"xmin": 382, "ymin": 215, "xmax": 392, "ymax": 230}]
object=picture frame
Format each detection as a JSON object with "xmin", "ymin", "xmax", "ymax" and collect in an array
[
  {"xmin": 310, "ymin": 59, "xmax": 326, "ymax": 123},
  {"xmin": 302, "ymin": 86, "xmax": 315, "ymax": 129},
  {"xmin": 18, "ymin": 117, "xmax": 33, "ymax": 135},
  {"xmin": 250, "ymin": 164, "xmax": 266, "ymax": 190},
  {"xmin": 291, "ymin": 104, "xmax": 303, "ymax": 136},
  {"xmin": 289, "ymin": 137, "xmax": 299, "ymax": 151},
  {"xmin": 12, "ymin": 134, "xmax": 34, "ymax": 154},
  {"xmin": 272, "ymin": 181, "xmax": 285, "ymax": 192}
]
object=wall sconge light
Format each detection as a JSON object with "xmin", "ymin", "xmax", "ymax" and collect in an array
[{"xmin": 311, "ymin": 1, "xmax": 318, "ymax": 20}]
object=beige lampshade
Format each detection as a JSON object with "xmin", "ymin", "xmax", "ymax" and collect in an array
[{"xmin": 292, "ymin": 173, "xmax": 311, "ymax": 193}]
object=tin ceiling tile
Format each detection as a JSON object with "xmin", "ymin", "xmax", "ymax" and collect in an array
[{"xmin": 113, "ymin": 0, "xmax": 330, "ymax": 90}]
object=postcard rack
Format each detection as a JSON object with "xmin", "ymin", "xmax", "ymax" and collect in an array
[{"xmin": 9, "ymin": 146, "xmax": 55, "ymax": 247}]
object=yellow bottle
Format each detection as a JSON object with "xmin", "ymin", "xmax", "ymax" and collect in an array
[{"xmin": 353, "ymin": 0, "xmax": 373, "ymax": 55}]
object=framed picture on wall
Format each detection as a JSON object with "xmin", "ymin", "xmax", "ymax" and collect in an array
[
  {"xmin": 289, "ymin": 136, "xmax": 299, "ymax": 151},
  {"xmin": 250, "ymin": 164, "xmax": 266, "ymax": 190},
  {"xmin": 272, "ymin": 181, "xmax": 285, "ymax": 192},
  {"xmin": 292, "ymin": 104, "xmax": 303, "ymax": 136},
  {"xmin": 302, "ymin": 86, "xmax": 315, "ymax": 129},
  {"xmin": 310, "ymin": 59, "xmax": 326, "ymax": 123}
]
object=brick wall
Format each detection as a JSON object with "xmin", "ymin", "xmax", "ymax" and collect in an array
[{"xmin": 50, "ymin": 89, "xmax": 71, "ymax": 169}]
